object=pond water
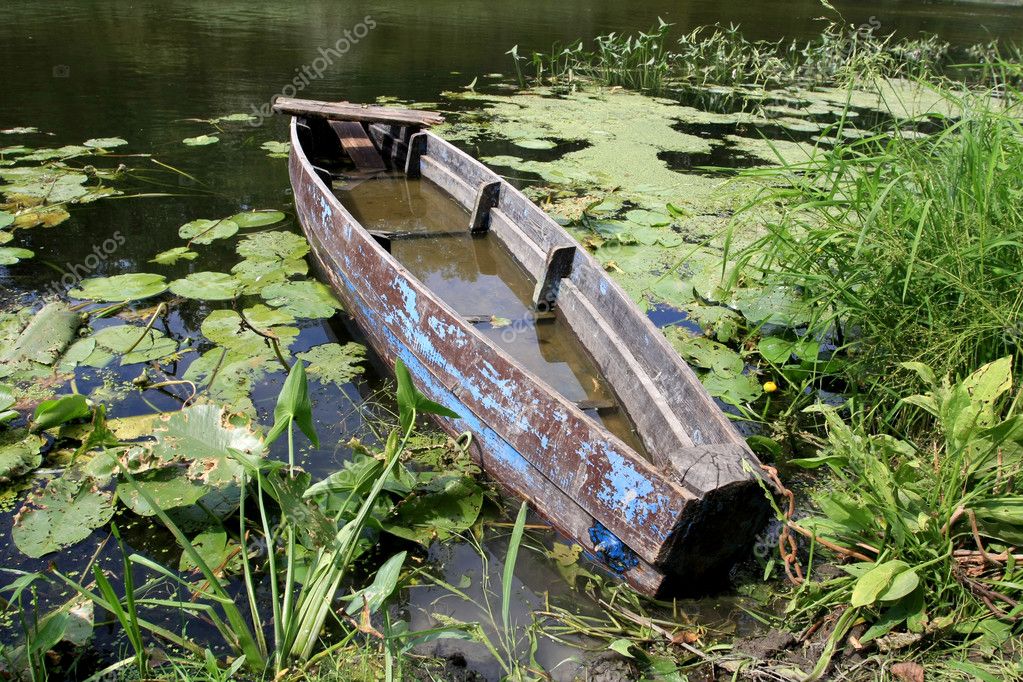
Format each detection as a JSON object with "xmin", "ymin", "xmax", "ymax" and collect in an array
[{"xmin": 3, "ymin": 0, "xmax": 1023, "ymax": 678}]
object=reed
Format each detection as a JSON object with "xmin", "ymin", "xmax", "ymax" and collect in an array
[{"xmin": 727, "ymin": 80, "xmax": 1023, "ymax": 416}]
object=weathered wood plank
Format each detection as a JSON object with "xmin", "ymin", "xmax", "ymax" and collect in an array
[
  {"xmin": 329, "ymin": 120, "xmax": 386, "ymax": 172},
  {"xmin": 404, "ymin": 132, "xmax": 428, "ymax": 178},
  {"xmin": 532, "ymin": 245, "xmax": 576, "ymax": 310},
  {"xmin": 469, "ymin": 181, "xmax": 502, "ymax": 234},
  {"xmin": 273, "ymin": 97, "xmax": 443, "ymax": 127},
  {"xmin": 488, "ymin": 208, "xmax": 546, "ymax": 279},
  {"xmin": 420, "ymin": 156, "xmax": 476, "ymax": 210}
]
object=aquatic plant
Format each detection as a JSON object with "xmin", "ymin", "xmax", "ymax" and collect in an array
[
  {"xmin": 727, "ymin": 81, "xmax": 1023, "ymax": 416},
  {"xmin": 783, "ymin": 358, "xmax": 1023, "ymax": 676}
]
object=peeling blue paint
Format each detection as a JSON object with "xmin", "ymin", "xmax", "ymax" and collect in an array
[{"xmin": 588, "ymin": 522, "xmax": 639, "ymax": 573}]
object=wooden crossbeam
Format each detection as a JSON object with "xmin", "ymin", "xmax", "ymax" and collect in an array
[
  {"xmin": 273, "ymin": 97, "xmax": 444, "ymax": 127},
  {"xmin": 329, "ymin": 120, "xmax": 386, "ymax": 171}
]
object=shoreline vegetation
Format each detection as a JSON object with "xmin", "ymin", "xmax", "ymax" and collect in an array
[{"xmin": 1, "ymin": 8, "xmax": 1022, "ymax": 682}]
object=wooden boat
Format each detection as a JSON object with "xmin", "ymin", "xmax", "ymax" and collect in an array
[{"xmin": 275, "ymin": 97, "xmax": 770, "ymax": 596}]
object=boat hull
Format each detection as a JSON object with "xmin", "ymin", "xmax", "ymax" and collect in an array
[{"xmin": 288, "ymin": 117, "xmax": 769, "ymax": 596}]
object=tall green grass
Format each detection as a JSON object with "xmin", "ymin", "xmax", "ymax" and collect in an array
[{"xmin": 728, "ymin": 82, "xmax": 1023, "ymax": 414}]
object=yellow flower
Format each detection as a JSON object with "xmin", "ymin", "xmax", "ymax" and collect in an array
[{"xmin": 763, "ymin": 381, "xmax": 778, "ymax": 393}]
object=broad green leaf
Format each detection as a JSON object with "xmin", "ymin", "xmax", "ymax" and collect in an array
[
  {"xmin": 150, "ymin": 246, "xmax": 198, "ymax": 265},
  {"xmin": 395, "ymin": 359, "xmax": 460, "ymax": 434},
  {"xmin": 151, "ymin": 404, "xmax": 264, "ymax": 487},
  {"xmin": 850, "ymin": 560, "xmax": 913, "ymax": 608},
  {"xmin": 297, "ymin": 342, "xmax": 367, "ymax": 387},
  {"xmin": 236, "ymin": 230, "xmax": 309, "ymax": 262},
  {"xmin": 182, "ymin": 135, "xmax": 219, "ymax": 146},
  {"xmin": 0, "ymin": 212, "xmax": 14, "ymax": 229},
  {"xmin": 664, "ymin": 330, "xmax": 743, "ymax": 374},
  {"xmin": 267, "ymin": 361, "xmax": 318, "ymax": 447},
  {"xmin": 261, "ymin": 141, "xmax": 290, "ymax": 158},
  {"xmin": 69, "ymin": 273, "xmax": 168, "ymax": 303},
  {"xmin": 83, "ymin": 137, "xmax": 127, "ymax": 149},
  {"xmin": 200, "ymin": 308, "xmax": 298, "ymax": 358},
  {"xmin": 0, "ymin": 429, "xmax": 45, "ymax": 481},
  {"xmin": 116, "ymin": 466, "xmax": 209, "ymax": 516},
  {"xmin": 260, "ymin": 280, "xmax": 342, "ymax": 319},
  {"xmin": 700, "ymin": 369, "xmax": 763, "ymax": 405},
  {"xmin": 169, "ymin": 271, "xmax": 242, "ymax": 301},
  {"xmin": 344, "ymin": 551, "xmax": 407, "ymax": 616},
  {"xmin": 608, "ymin": 639, "xmax": 636, "ymax": 658},
  {"xmin": 32, "ymin": 394, "xmax": 91, "ymax": 433},
  {"xmin": 231, "ymin": 257, "xmax": 307, "ymax": 294},
  {"xmin": 67, "ymin": 324, "xmax": 178, "ymax": 368},
  {"xmin": 0, "ymin": 247, "xmax": 34, "ymax": 265},
  {"xmin": 229, "ymin": 210, "xmax": 285, "ymax": 228},
  {"xmin": 13, "ymin": 476, "xmax": 115, "ymax": 558},
  {"xmin": 382, "ymin": 476, "xmax": 483, "ymax": 544},
  {"xmin": 178, "ymin": 218, "xmax": 239, "ymax": 245}
]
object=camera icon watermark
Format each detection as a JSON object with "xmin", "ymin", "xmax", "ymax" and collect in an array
[{"xmin": 52, "ymin": 64, "xmax": 71, "ymax": 78}]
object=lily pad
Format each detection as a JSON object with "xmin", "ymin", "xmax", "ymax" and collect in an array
[
  {"xmin": 117, "ymin": 466, "xmax": 209, "ymax": 516},
  {"xmin": 151, "ymin": 404, "xmax": 264, "ymax": 487},
  {"xmin": 298, "ymin": 343, "xmax": 367, "ymax": 387},
  {"xmin": 261, "ymin": 141, "xmax": 290, "ymax": 158},
  {"xmin": 178, "ymin": 218, "xmax": 239, "ymax": 245},
  {"xmin": 0, "ymin": 430, "xmax": 45, "ymax": 482},
  {"xmin": 382, "ymin": 475, "xmax": 484, "ymax": 545},
  {"xmin": 664, "ymin": 330, "xmax": 744, "ymax": 375},
  {"xmin": 0, "ymin": 212, "xmax": 13, "ymax": 229},
  {"xmin": 229, "ymin": 210, "xmax": 285, "ymax": 228},
  {"xmin": 83, "ymin": 137, "xmax": 128, "ymax": 149},
  {"xmin": 200, "ymin": 308, "xmax": 298, "ymax": 358},
  {"xmin": 212, "ymin": 113, "xmax": 257, "ymax": 124},
  {"xmin": 12, "ymin": 206, "xmax": 70, "ymax": 229},
  {"xmin": 231, "ymin": 257, "xmax": 307, "ymax": 294},
  {"xmin": 236, "ymin": 230, "xmax": 309, "ymax": 262},
  {"xmin": 69, "ymin": 273, "xmax": 169, "ymax": 303},
  {"xmin": 150, "ymin": 246, "xmax": 198, "ymax": 265},
  {"xmin": 0, "ymin": 247, "xmax": 34, "ymax": 265},
  {"xmin": 700, "ymin": 370, "xmax": 763, "ymax": 405},
  {"xmin": 261, "ymin": 280, "xmax": 342, "ymax": 319},
  {"xmin": 182, "ymin": 135, "xmax": 219, "ymax": 146},
  {"xmin": 183, "ymin": 350, "xmax": 274, "ymax": 414},
  {"xmin": 513, "ymin": 138, "xmax": 558, "ymax": 150},
  {"xmin": 169, "ymin": 272, "xmax": 242, "ymax": 301},
  {"xmin": 13, "ymin": 476, "xmax": 115, "ymax": 558},
  {"xmin": 65, "ymin": 324, "xmax": 179, "ymax": 368}
]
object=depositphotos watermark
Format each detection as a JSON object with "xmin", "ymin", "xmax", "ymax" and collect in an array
[
  {"xmin": 248, "ymin": 15, "xmax": 377, "ymax": 127},
  {"xmin": 43, "ymin": 231, "xmax": 125, "ymax": 298}
]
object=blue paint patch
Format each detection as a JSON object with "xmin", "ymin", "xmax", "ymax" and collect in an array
[{"xmin": 588, "ymin": 522, "xmax": 640, "ymax": 573}]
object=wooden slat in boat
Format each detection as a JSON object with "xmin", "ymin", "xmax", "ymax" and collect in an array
[
  {"xmin": 283, "ymin": 105, "xmax": 770, "ymax": 595},
  {"xmin": 273, "ymin": 97, "xmax": 444, "ymax": 127}
]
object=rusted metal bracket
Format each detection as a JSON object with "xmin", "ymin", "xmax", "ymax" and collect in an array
[
  {"xmin": 469, "ymin": 181, "xmax": 502, "ymax": 235},
  {"xmin": 532, "ymin": 245, "xmax": 576, "ymax": 310}
]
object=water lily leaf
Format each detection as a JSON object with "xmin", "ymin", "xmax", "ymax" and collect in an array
[
  {"xmin": 728, "ymin": 286, "xmax": 813, "ymax": 327},
  {"xmin": 0, "ymin": 301, "xmax": 82, "ymax": 373},
  {"xmin": 0, "ymin": 429, "xmax": 45, "ymax": 482},
  {"xmin": 2, "ymin": 127, "xmax": 39, "ymax": 134},
  {"xmin": 182, "ymin": 350, "xmax": 272, "ymax": 415},
  {"xmin": 83, "ymin": 138, "xmax": 127, "ymax": 149},
  {"xmin": 664, "ymin": 330, "xmax": 743, "ymax": 375},
  {"xmin": 13, "ymin": 206, "xmax": 70, "ymax": 229},
  {"xmin": 231, "ymin": 257, "xmax": 307, "ymax": 294},
  {"xmin": 261, "ymin": 280, "xmax": 342, "ymax": 319},
  {"xmin": 69, "ymin": 273, "xmax": 169, "ymax": 303},
  {"xmin": 297, "ymin": 342, "xmax": 367, "ymax": 387},
  {"xmin": 116, "ymin": 466, "xmax": 209, "ymax": 516},
  {"xmin": 151, "ymin": 404, "xmax": 264, "ymax": 487},
  {"xmin": 13, "ymin": 476, "xmax": 114, "ymax": 558},
  {"xmin": 169, "ymin": 272, "xmax": 242, "ymax": 301},
  {"xmin": 178, "ymin": 218, "xmax": 239, "ymax": 245},
  {"xmin": 0, "ymin": 247, "xmax": 34, "ymax": 265},
  {"xmin": 77, "ymin": 324, "xmax": 179, "ymax": 367},
  {"xmin": 149, "ymin": 246, "xmax": 198, "ymax": 265},
  {"xmin": 700, "ymin": 370, "xmax": 763, "ymax": 405},
  {"xmin": 758, "ymin": 336, "xmax": 820, "ymax": 365},
  {"xmin": 382, "ymin": 476, "xmax": 483, "ymax": 545},
  {"xmin": 229, "ymin": 210, "xmax": 285, "ymax": 228},
  {"xmin": 0, "ymin": 212, "xmax": 13, "ymax": 229},
  {"xmin": 2, "ymin": 171, "xmax": 89, "ymax": 203},
  {"xmin": 0, "ymin": 384, "xmax": 17, "ymax": 425},
  {"xmin": 212, "ymin": 113, "xmax": 257, "ymax": 124},
  {"xmin": 18, "ymin": 146, "xmax": 91, "ymax": 162},
  {"xmin": 182, "ymin": 135, "xmax": 219, "ymax": 146},
  {"xmin": 261, "ymin": 141, "xmax": 290, "ymax": 158},
  {"xmin": 178, "ymin": 529, "xmax": 241, "ymax": 572},
  {"xmin": 200, "ymin": 308, "xmax": 298, "ymax": 358},
  {"xmin": 236, "ymin": 230, "xmax": 309, "ymax": 262},
  {"xmin": 513, "ymin": 138, "xmax": 557, "ymax": 150}
]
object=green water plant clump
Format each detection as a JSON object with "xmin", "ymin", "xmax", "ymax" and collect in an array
[
  {"xmin": 783, "ymin": 357, "xmax": 1023, "ymax": 677},
  {"xmin": 727, "ymin": 83, "xmax": 1023, "ymax": 416}
]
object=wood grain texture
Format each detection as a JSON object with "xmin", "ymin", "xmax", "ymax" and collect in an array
[
  {"xmin": 329, "ymin": 120, "xmax": 386, "ymax": 171},
  {"xmin": 273, "ymin": 97, "xmax": 443, "ymax": 126}
]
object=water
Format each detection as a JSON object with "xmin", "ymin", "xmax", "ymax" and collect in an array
[{"xmin": 3, "ymin": 0, "xmax": 1023, "ymax": 677}]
